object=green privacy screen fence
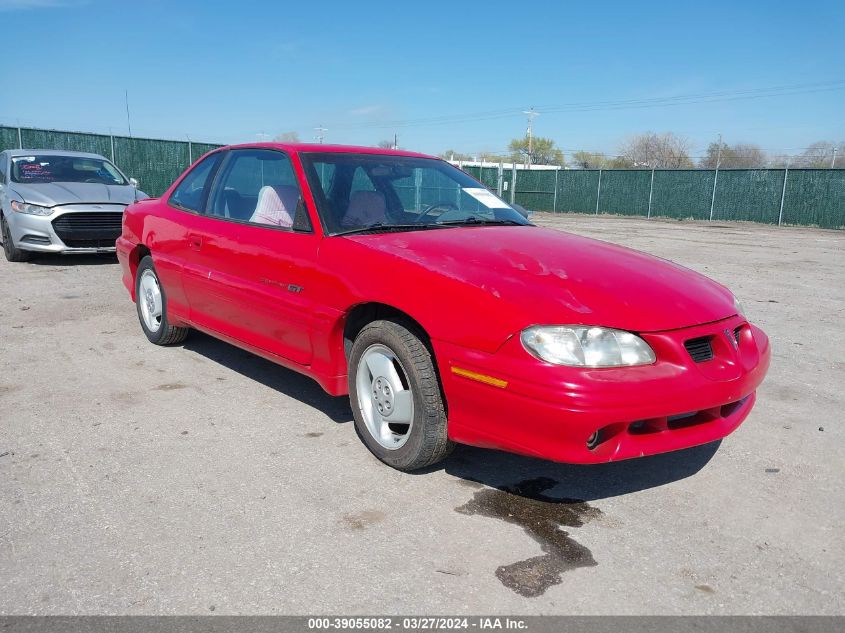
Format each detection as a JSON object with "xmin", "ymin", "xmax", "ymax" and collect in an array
[
  {"xmin": 2, "ymin": 126, "xmax": 843, "ymax": 228},
  {"xmin": 0, "ymin": 126, "xmax": 221, "ymax": 198},
  {"xmin": 459, "ymin": 163, "xmax": 845, "ymax": 229}
]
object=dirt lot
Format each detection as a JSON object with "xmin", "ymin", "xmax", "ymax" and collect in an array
[{"xmin": 1, "ymin": 214, "xmax": 842, "ymax": 615}]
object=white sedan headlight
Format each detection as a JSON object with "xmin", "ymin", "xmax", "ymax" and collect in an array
[
  {"xmin": 521, "ymin": 325, "xmax": 656, "ymax": 367},
  {"xmin": 11, "ymin": 200, "xmax": 53, "ymax": 216}
]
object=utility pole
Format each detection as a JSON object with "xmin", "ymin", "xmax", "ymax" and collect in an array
[
  {"xmin": 393, "ymin": 132, "xmax": 398, "ymax": 150},
  {"xmin": 832, "ymin": 147, "xmax": 838, "ymax": 168},
  {"xmin": 315, "ymin": 125, "xmax": 328, "ymax": 144},
  {"xmin": 522, "ymin": 107, "xmax": 539, "ymax": 168}
]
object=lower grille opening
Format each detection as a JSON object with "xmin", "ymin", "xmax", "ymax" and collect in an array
[
  {"xmin": 684, "ymin": 336, "xmax": 714, "ymax": 362},
  {"xmin": 59, "ymin": 238, "xmax": 117, "ymax": 249},
  {"xmin": 667, "ymin": 411, "xmax": 708, "ymax": 430},
  {"xmin": 720, "ymin": 397, "xmax": 748, "ymax": 418}
]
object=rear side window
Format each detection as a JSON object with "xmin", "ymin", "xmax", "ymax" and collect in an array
[{"xmin": 170, "ymin": 154, "xmax": 221, "ymax": 212}]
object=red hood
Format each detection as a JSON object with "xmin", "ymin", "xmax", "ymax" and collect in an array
[{"xmin": 344, "ymin": 226, "xmax": 736, "ymax": 333}]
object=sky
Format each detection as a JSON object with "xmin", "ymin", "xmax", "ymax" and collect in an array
[{"xmin": 1, "ymin": 0, "xmax": 843, "ymax": 160}]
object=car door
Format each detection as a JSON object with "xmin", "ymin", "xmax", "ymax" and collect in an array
[
  {"xmin": 181, "ymin": 148, "xmax": 320, "ymax": 366},
  {"xmin": 155, "ymin": 151, "xmax": 225, "ymax": 322}
]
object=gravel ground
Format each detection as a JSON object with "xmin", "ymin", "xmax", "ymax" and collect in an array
[{"xmin": 0, "ymin": 213, "xmax": 842, "ymax": 615}]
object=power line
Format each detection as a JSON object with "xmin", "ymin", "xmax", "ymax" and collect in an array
[{"xmin": 329, "ymin": 80, "xmax": 845, "ymax": 131}]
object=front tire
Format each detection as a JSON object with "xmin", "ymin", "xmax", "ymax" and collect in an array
[
  {"xmin": 135, "ymin": 255, "xmax": 189, "ymax": 345},
  {"xmin": 348, "ymin": 319, "xmax": 453, "ymax": 471},
  {"xmin": 1, "ymin": 214, "xmax": 31, "ymax": 262}
]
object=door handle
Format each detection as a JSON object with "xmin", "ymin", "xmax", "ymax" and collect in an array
[{"xmin": 189, "ymin": 234, "xmax": 202, "ymax": 250}]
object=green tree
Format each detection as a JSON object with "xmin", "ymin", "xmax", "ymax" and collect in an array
[
  {"xmin": 571, "ymin": 151, "xmax": 609, "ymax": 169},
  {"xmin": 508, "ymin": 136, "xmax": 565, "ymax": 166}
]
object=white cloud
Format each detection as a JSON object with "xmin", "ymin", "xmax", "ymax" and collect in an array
[{"xmin": 0, "ymin": 0, "xmax": 87, "ymax": 10}]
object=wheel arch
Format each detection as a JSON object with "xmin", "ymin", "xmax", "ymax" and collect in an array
[
  {"xmin": 127, "ymin": 244, "xmax": 151, "ymax": 300},
  {"xmin": 342, "ymin": 302, "xmax": 433, "ymax": 361}
]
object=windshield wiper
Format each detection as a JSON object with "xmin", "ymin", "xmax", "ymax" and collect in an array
[
  {"xmin": 333, "ymin": 223, "xmax": 444, "ymax": 237},
  {"xmin": 433, "ymin": 216, "xmax": 529, "ymax": 227}
]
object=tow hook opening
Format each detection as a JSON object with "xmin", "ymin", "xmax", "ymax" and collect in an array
[{"xmin": 586, "ymin": 423, "xmax": 626, "ymax": 451}]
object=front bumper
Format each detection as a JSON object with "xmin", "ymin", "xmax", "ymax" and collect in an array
[
  {"xmin": 435, "ymin": 315, "xmax": 770, "ymax": 464},
  {"xmin": 5, "ymin": 205, "xmax": 124, "ymax": 254}
]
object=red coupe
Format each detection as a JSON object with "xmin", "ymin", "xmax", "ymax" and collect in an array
[{"xmin": 117, "ymin": 144, "xmax": 770, "ymax": 471}]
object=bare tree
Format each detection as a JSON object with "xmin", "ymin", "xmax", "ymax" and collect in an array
[
  {"xmin": 439, "ymin": 149, "xmax": 472, "ymax": 161},
  {"xmin": 376, "ymin": 140, "xmax": 394, "ymax": 149},
  {"xmin": 618, "ymin": 132, "xmax": 693, "ymax": 168},
  {"xmin": 274, "ymin": 131, "xmax": 300, "ymax": 142},
  {"xmin": 700, "ymin": 142, "xmax": 768, "ymax": 168},
  {"xmin": 796, "ymin": 141, "xmax": 844, "ymax": 168}
]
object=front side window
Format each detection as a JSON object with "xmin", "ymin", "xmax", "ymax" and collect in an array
[
  {"xmin": 208, "ymin": 149, "xmax": 305, "ymax": 229},
  {"xmin": 10, "ymin": 154, "xmax": 127, "ymax": 185},
  {"xmin": 299, "ymin": 153, "xmax": 531, "ymax": 235},
  {"xmin": 169, "ymin": 153, "xmax": 221, "ymax": 212}
]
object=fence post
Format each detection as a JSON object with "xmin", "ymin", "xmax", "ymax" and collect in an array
[
  {"xmin": 17, "ymin": 126, "xmax": 22, "ymax": 149},
  {"xmin": 110, "ymin": 135, "xmax": 115, "ymax": 162},
  {"xmin": 709, "ymin": 167, "xmax": 719, "ymax": 221},
  {"xmin": 497, "ymin": 162, "xmax": 503, "ymax": 197},
  {"xmin": 553, "ymin": 168, "xmax": 559, "ymax": 213},
  {"xmin": 188, "ymin": 139, "xmax": 193, "ymax": 164},
  {"xmin": 647, "ymin": 169, "xmax": 655, "ymax": 219},
  {"xmin": 595, "ymin": 169, "xmax": 602, "ymax": 214},
  {"xmin": 510, "ymin": 164, "xmax": 516, "ymax": 204},
  {"xmin": 778, "ymin": 167, "xmax": 789, "ymax": 226}
]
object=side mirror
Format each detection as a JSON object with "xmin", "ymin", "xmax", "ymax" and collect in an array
[{"xmin": 129, "ymin": 177, "xmax": 139, "ymax": 188}]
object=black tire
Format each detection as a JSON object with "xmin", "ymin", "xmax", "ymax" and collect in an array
[
  {"xmin": 135, "ymin": 255, "xmax": 189, "ymax": 345},
  {"xmin": 1, "ymin": 214, "xmax": 32, "ymax": 262},
  {"xmin": 348, "ymin": 319, "xmax": 453, "ymax": 471}
]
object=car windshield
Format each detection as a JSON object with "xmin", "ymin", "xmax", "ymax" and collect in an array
[
  {"xmin": 299, "ymin": 153, "xmax": 531, "ymax": 235},
  {"xmin": 10, "ymin": 155, "xmax": 127, "ymax": 185}
]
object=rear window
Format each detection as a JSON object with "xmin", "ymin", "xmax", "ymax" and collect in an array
[{"xmin": 10, "ymin": 155, "xmax": 127, "ymax": 185}]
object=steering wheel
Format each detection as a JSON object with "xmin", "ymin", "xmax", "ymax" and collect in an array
[{"xmin": 414, "ymin": 201, "xmax": 459, "ymax": 223}]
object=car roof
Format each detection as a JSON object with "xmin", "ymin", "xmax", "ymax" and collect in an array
[
  {"xmin": 7, "ymin": 149, "xmax": 109, "ymax": 160},
  {"xmin": 218, "ymin": 142, "xmax": 435, "ymax": 159}
]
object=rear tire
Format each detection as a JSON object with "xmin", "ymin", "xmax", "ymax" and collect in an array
[
  {"xmin": 348, "ymin": 319, "xmax": 453, "ymax": 471},
  {"xmin": 135, "ymin": 255, "xmax": 189, "ymax": 345},
  {"xmin": 1, "ymin": 214, "xmax": 31, "ymax": 262}
]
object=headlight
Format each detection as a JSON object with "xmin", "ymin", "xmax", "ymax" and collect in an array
[
  {"xmin": 11, "ymin": 200, "xmax": 53, "ymax": 216},
  {"xmin": 733, "ymin": 295, "xmax": 745, "ymax": 317},
  {"xmin": 521, "ymin": 325, "xmax": 656, "ymax": 367}
]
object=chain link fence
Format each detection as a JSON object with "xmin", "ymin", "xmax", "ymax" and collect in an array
[
  {"xmin": 457, "ymin": 161, "xmax": 844, "ymax": 229},
  {"xmin": 2, "ymin": 126, "xmax": 843, "ymax": 228},
  {"xmin": 0, "ymin": 126, "xmax": 221, "ymax": 198}
]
